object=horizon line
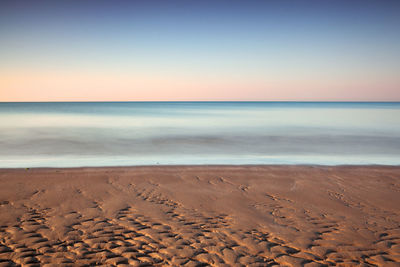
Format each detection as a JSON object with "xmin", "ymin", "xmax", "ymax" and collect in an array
[{"xmin": 1, "ymin": 100, "xmax": 400, "ymax": 103}]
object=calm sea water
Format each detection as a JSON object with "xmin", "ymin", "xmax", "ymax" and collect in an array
[{"xmin": 0, "ymin": 102, "xmax": 399, "ymax": 167}]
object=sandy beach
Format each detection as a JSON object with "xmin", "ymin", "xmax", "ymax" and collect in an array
[{"xmin": 0, "ymin": 165, "xmax": 399, "ymax": 266}]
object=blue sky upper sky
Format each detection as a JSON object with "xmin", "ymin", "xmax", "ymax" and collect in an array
[{"xmin": 1, "ymin": 0, "xmax": 399, "ymax": 101}]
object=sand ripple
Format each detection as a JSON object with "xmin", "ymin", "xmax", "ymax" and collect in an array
[{"xmin": 0, "ymin": 166, "xmax": 399, "ymax": 266}]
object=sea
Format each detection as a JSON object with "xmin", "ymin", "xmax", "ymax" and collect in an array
[{"xmin": 0, "ymin": 102, "xmax": 399, "ymax": 168}]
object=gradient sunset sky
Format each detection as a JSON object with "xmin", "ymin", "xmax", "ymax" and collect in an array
[{"xmin": 1, "ymin": 0, "xmax": 399, "ymax": 101}]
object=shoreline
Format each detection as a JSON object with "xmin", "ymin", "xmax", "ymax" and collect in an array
[
  {"xmin": 0, "ymin": 165, "xmax": 399, "ymax": 265},
  {"xmin": 1, "ymin": 163, "xmax": 400, "ymax": 171}
]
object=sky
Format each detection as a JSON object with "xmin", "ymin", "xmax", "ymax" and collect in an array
[{"xmin": 1, "ymin": 0, "xmax": 400, "ymax": 101}]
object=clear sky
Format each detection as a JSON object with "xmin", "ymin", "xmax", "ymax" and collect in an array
[{"xmin": 1, "ymin": 0, "xmax": 399, "ymax": 101}]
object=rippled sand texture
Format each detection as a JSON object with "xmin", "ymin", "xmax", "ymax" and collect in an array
[{"xmin": 0, "ymin": 166, "xmax": 399, "ymax": 266}]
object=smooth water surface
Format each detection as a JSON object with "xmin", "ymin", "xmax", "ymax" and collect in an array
[{"xmin": 0, "ymin": 102, "xmax": 399, "ymax": 167}]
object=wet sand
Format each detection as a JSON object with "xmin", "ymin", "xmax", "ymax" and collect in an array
[{"xmin": 0, "ymin": 165, "xmax": 399, "ymax": 266}]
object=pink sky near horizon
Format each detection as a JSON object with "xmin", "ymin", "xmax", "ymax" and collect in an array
[{"xmin": 1, "ymin": 68, "xmax": 399, "ymax": 102}]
